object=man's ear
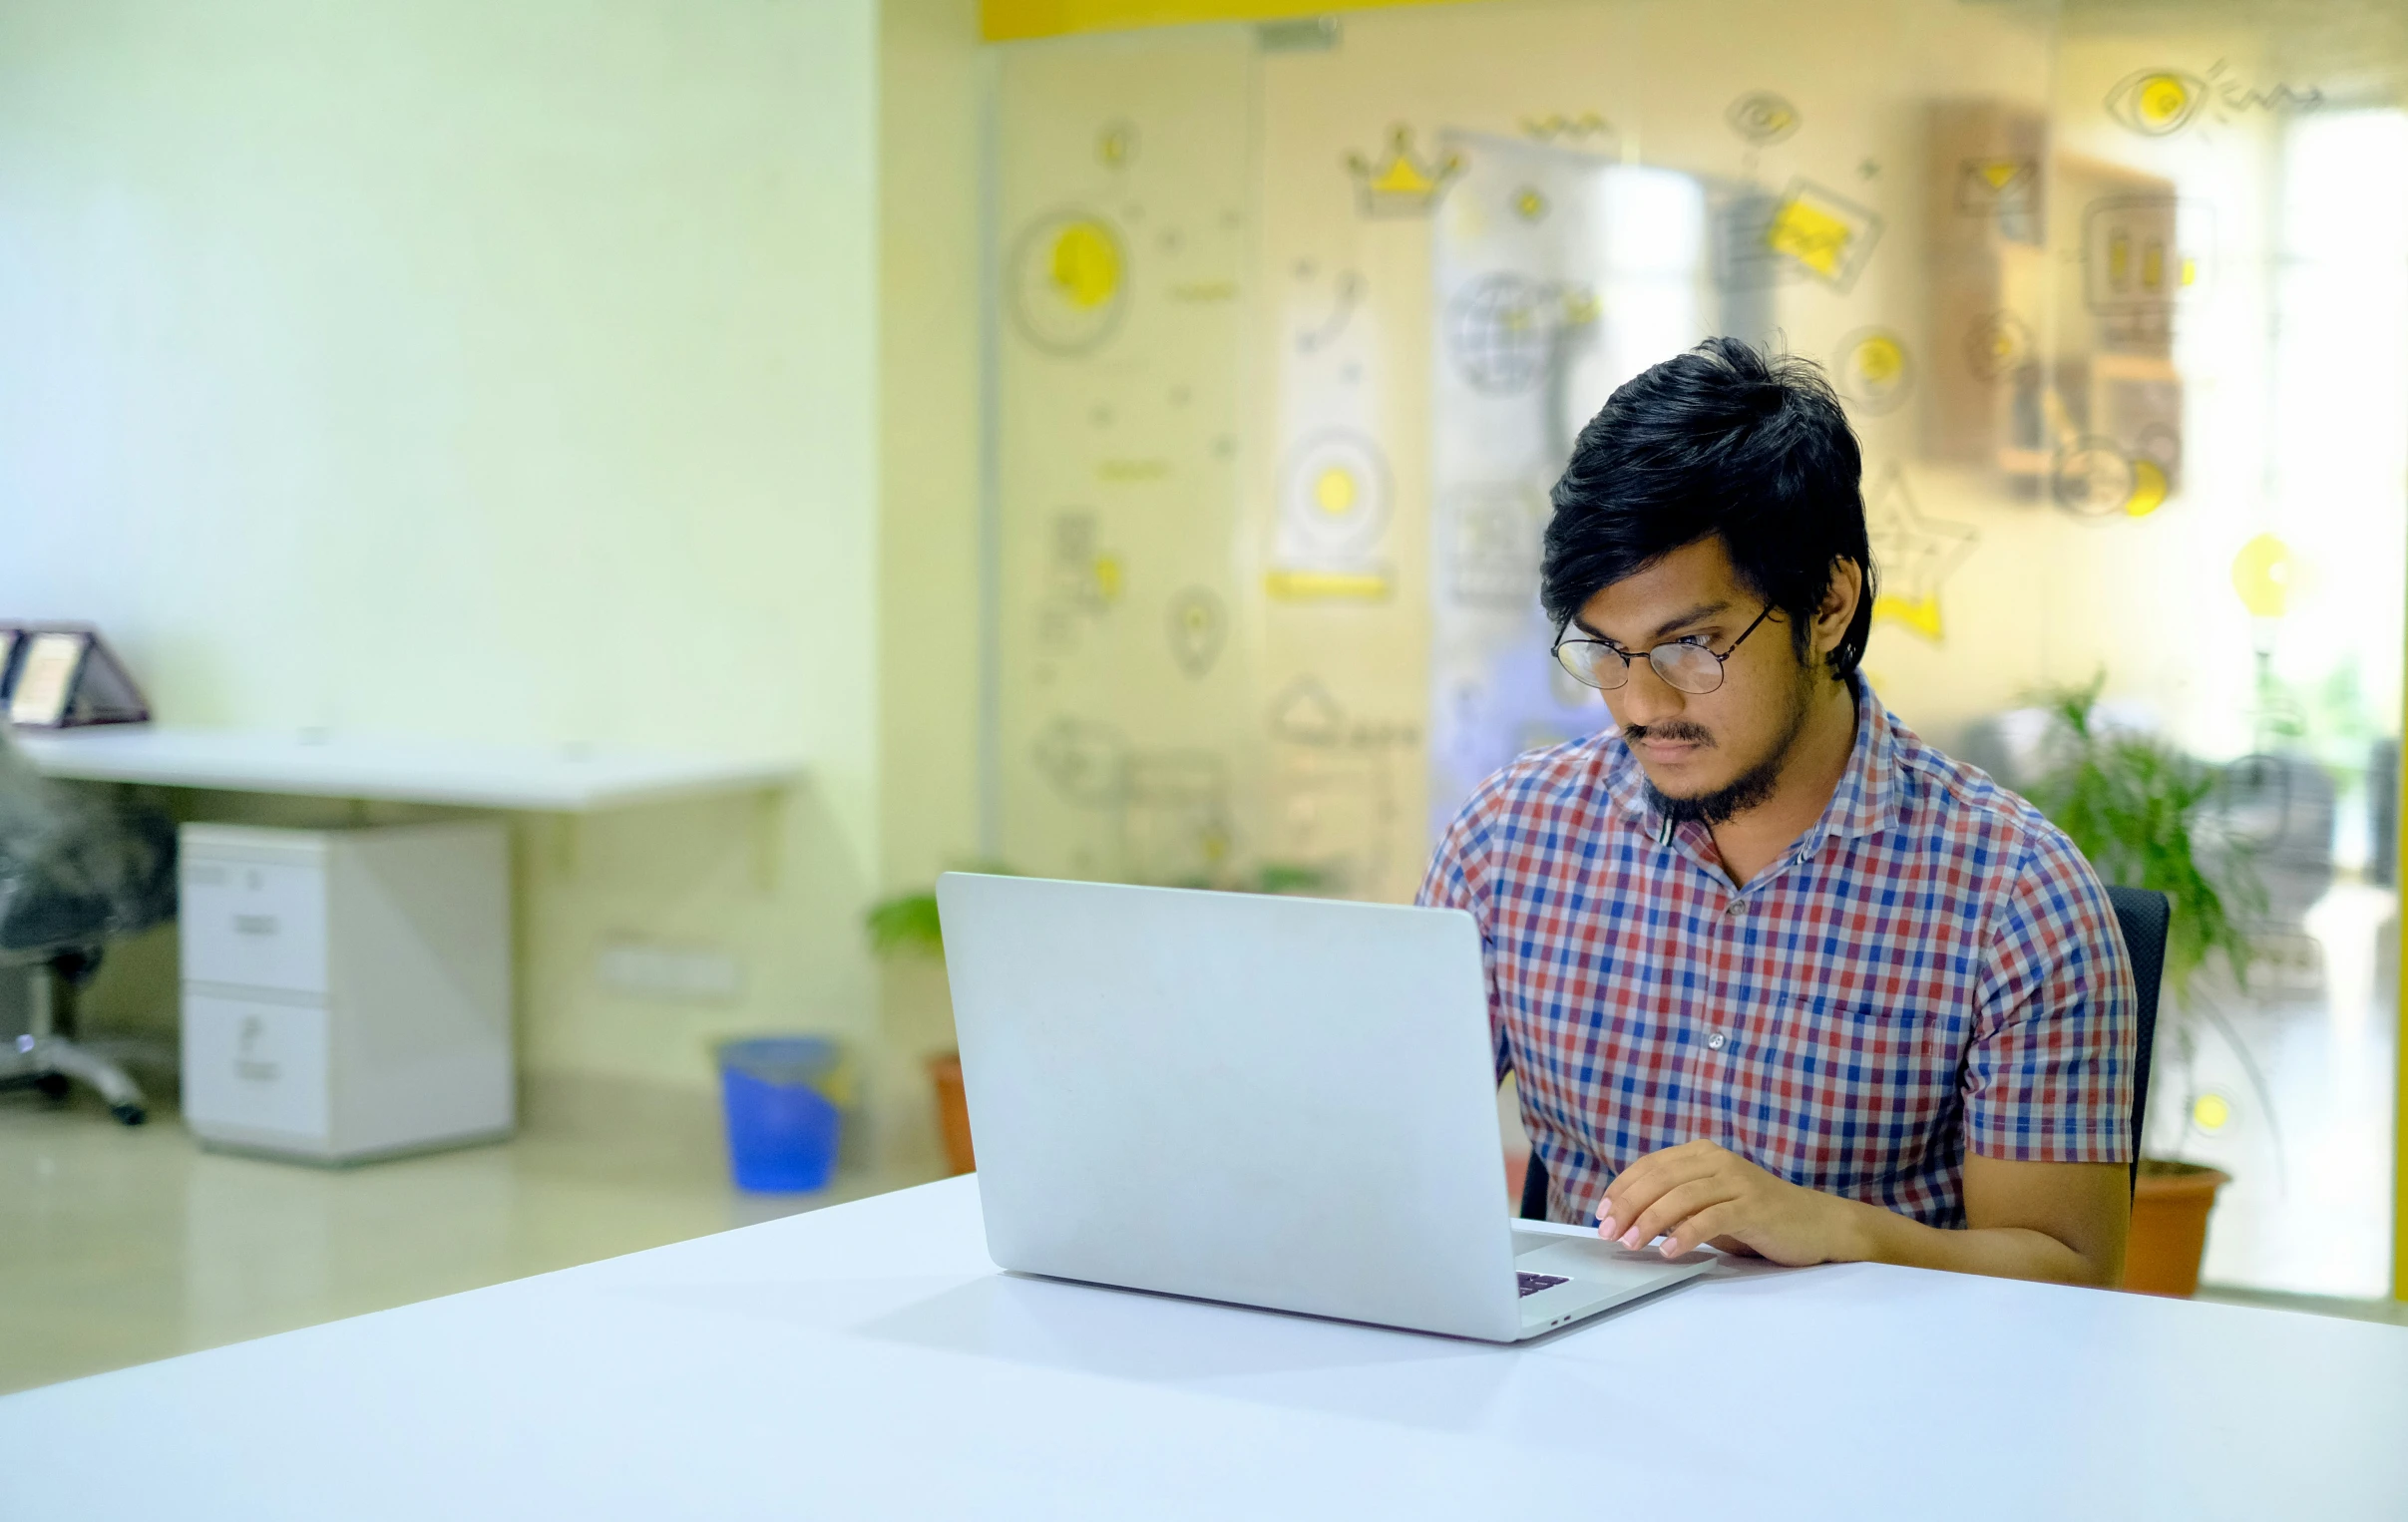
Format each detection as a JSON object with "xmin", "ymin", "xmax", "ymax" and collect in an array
[{"xmin": 1815, "ymin": 557, "xmax": 1864, "ymax": 657}]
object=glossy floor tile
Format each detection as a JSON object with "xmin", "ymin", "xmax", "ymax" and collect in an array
[{"xmin": 0, "ymin": 1088, "xmax": 918, "ymax": 1395}]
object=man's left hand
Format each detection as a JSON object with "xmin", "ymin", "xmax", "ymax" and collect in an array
[{"xmin": 1594, "ymin": 1139, "xmax": 1863, "ymax": 1265}]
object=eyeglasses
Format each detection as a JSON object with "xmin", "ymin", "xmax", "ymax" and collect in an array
[{"xmin": 1552, "ymin": 604, "xmax": 1777, "ymax": 694}]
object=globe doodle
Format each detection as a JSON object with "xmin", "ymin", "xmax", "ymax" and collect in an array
[{"xmin": 1445, "ymin": 272, "xmax": 1555, "ymax": 396}]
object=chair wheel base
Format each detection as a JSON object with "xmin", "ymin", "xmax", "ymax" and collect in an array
[
  {"xmin": 34, "ymin": 1072, "xmax": 71, "ymax": 1100},
  {"xmin": 110, "ymin": 1102, "xmax": 147, "ymax": 1126}
]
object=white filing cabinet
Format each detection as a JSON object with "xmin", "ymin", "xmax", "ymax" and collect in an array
[{"xmin": 179, "ymin": 822, "xmax": 513, "ymax": 1163}]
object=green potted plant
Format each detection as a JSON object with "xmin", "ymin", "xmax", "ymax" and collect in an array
[{"xmin": 2025, "ymin": 674, "xmax": 2267, "ymax": 1297}]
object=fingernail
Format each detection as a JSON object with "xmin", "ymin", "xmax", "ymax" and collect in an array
[
  {"xmin": 1619, "ymin": 1227, "xmax": 1643, "ymax": 1250},
  {"xmin": 1595, "ymin": 1215, "xmax": 1618, "ymax": 1239},
  {"xmin": 1659, "ymin": 1239, "xmax": 1681, "ymax": 1259}
]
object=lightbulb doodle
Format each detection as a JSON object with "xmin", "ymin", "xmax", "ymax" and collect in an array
[
  {"xmin": 1008, "ymin": 209, "xmax": 1128, "ymax": 356},
  {"xmin": 1344, "ymin": 126, "xmax": 1463, "ymax": 217},
  {"xmin": 1865, "ymin": 468, "xmax": 1977, "ymax": 642},
  {"xmin": 1726, "ymin": 91, "xmax": 1802, "ymax": 146},
  {"xmin": 1834, "ymin": 328, "xmax": 1913, "ymax": 417},
  {"xmin": 2050, "ymin": 436, "xmax": 2171, "ymax": 521},
  {"xmin": 2106, "ymin": 63, "xmax": 2322, "ymax": 138},
  {"xmin": 2229, "ymin": 533, "xmax": 2297, "ymax": 619}
]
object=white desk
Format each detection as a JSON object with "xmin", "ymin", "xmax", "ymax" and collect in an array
[
  {"xmin": 16, "ymin": 726, "xmax": 800, "ymax": 811},
  {"xmin": 2, "ymin": 1177, "xmax": 2402, "ymax": 1519}
]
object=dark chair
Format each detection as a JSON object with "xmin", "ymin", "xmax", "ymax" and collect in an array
[{"xmin": 1516, "ymin": 883, "xmax": 2171, "ymax": 1221}]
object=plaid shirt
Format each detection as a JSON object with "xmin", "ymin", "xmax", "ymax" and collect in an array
[{"xmin": 1418, "ymin": 675, "xmax": 2136, "ymax": 1228}]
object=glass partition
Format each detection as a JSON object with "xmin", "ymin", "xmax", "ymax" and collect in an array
[{"xmin": 990, "ymin": 0, "xmax": 2404, "ymax": 1298}]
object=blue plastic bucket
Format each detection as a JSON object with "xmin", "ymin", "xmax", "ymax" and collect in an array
[{"xmin": 716, "ymin": 1036, "xmax": 844, "ymax": 1193}]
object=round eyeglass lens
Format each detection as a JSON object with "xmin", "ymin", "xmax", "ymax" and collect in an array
[
  {"xmin": 1554, "ymin": 640, "xmax": 1624, "ymax": 690},
  {"xmin": 1650, "ymin": 641, "xmax": 1728, "ymax": 694}
]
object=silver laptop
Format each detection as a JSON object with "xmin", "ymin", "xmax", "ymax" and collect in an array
[{"xmin": 937, "ymin": 873, "xmax": 1710, "ymax": 1342}]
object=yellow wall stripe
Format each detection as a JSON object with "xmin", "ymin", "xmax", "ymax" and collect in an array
[{"xmin": 983, "ymin": 0, "xmax": 1493, "ymax": 43}]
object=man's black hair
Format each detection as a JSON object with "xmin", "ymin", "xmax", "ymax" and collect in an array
[{"xmin": 1540, "ymin": 337, "xmax": 1876, "ymax": 680}]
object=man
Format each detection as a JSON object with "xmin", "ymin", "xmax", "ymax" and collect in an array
[{"xmin": 1419, "ymin": 338, "xmax": 2136, "ymax": 1287}]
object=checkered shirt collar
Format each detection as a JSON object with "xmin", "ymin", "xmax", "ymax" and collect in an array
[{"xmin": 1603, "ymin": 670, "xmax": 1895, "ymax": 852}]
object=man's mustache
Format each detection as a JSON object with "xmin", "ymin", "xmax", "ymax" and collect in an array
[{"xmin": 1624, "ymin": 721, "xmax": 1715, "ymax": 746}]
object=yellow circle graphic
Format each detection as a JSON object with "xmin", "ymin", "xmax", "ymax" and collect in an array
[
  {"xmin": 1856, "ymin": 336, "xmax": 1903, "ymax": 383},
  {"xmin": 1837, "ymin": 328, "xmax": 1913, "ymax": 414},
  {"xmin": 1009, "ymin": 209, "xmax": 1129, "ymax": 355},
  {"xmin": 2137, "ymin": 74, "xmax": 2194, "ymax": 131},
  {"xmin": 1314, "ymin": 467, "xmax": 1358, "ymax": 516},
  {"xmin": 1050, "ymin": 222, "xmax": 1120, "ymax": 309},
  {"xmin": 2191, "ymin": 1092, "xmax": 2231, "ymax": 1132}
]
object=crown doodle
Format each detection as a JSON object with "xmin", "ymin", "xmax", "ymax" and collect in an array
[{"xmin": 1345, "ymin": 127, "xmax": 1463, "ymax": 217}]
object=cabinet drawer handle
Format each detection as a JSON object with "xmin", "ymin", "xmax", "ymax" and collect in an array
[{"xmin": 233, "ymin": 915, "xmax": 279, "ymax": 937}]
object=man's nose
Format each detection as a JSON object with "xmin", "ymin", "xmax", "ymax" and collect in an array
[{"xmin": 1610, "ymin": 657, "xmax": 1687, "ymax": 729}]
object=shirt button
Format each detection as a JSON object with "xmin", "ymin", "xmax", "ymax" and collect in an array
[
  {"xmin": 1706, "ymin": 1030, "xmax": 1728, "ymax": 1051},
  {"xmin": 1723, "ymin": 900, "xmax": 1743, "ymax": 918}
]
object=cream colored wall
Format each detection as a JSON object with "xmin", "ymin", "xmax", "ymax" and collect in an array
[
  {"xmin": 878, "ymin": 0, "xmax": 989, "ymax": 1169},
  {"xmin": 0, "ymin": 2, "xmax": 888, "ymax": 1112}
]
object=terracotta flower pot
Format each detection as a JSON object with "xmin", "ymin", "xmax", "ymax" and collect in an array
[
  {"xmin": 927, "ymin": 1051, "xmax": 976, "ymax": 1176},
  {"xmin": 2124, "ymin": 1160, "xmax": 2230, "ymax": 1297}
]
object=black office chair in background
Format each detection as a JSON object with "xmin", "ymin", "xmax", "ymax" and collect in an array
[
  {"xmin": 1516, "ymin": 884, "xmax": 2172, "ymax": 1222},
  {"xmin": 0, "ymin": 727, "xmax": 177, "ymax": 1124}
]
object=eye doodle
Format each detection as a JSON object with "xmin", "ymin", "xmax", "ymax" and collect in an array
[
  {"xmin": 2106, "ymin": 69, "xmax": 2208, "ymax": 136},
  {"xmin": 1726, "ymin": 91, "xmax": 1802, "ymax": 146}
]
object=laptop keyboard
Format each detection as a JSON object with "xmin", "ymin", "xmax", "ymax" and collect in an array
[{"xmin": 1516, "ymin": 1272, "xmax": 1570, "ymax": 1298}]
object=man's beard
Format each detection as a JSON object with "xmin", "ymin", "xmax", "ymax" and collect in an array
[{"xmin": 1633, "ymin": 664, "xmax": 1816, "ymax": 829}]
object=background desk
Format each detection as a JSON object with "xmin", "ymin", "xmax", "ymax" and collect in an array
[
  {"xmin": 15, "ymin": 726, "xmax": 801, "ymax": 812},
  {"xmin": 3, "ymin": 1176, "xmax": 2403, "ymax": 1519}
]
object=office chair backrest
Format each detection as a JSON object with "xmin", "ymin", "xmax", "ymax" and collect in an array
[
  {"xmin": 1516, "ymin": 883, "xmax": 2173, "ymax": 1222},
  {"xmin": 2105, "ymin": 885, "xmax": 2169, "ymax": 1191}
]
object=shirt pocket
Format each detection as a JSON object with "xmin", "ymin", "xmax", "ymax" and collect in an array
[{"xmin": 1775, "ymin": 994, "xmax": 1966, "ymax": 1189}]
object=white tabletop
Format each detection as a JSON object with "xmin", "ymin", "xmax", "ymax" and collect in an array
[
  {"xmin": 14, "ymin": 726, "xmax": 801, "ymax": 811},
  {"xmin": 3, "ymin": 1176, "xmax": 2402, "ymax": 1519}
]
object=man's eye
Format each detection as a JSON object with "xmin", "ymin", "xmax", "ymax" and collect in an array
[{"xmin": 1675, "ymin": 635, "xmax": 1714, "ymax": 649}]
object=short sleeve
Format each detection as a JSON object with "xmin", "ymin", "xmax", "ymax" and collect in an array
[
  {"xmin": 1963, "ymin": 822, "xmax": 2139, "ymax": 1164},
  {"xmin": 1416, "ymin": 800, "xmax": 1513, "ymax": 1082}
]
